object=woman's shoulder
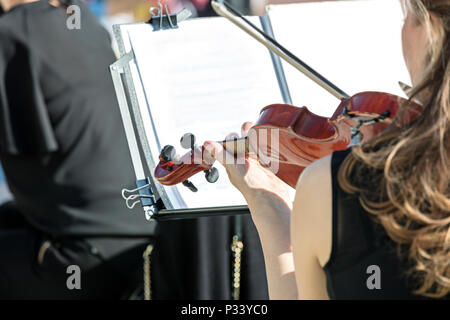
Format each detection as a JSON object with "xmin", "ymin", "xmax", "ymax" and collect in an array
[
  {"xmin": 298, "ymin": 148, "xmax": 352, "ymax": 185},
  {"xmin": 300, "ymin": 154, "xmax": 332, "ymax": 179}
]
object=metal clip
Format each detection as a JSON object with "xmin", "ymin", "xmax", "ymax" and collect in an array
[
  {"xmin": 148, "ymin": 4, "xmax": 192, "ymax": 31},
  {"xmin": 121, "ymin": 178, "xmax": 158, "ymax": 220},
  {"xmin": 122, "ymin": 184, "xmax": 152, "ymax": 209},
  {"xmin": 164, "ymin": 0, "xmax": 175, "ymax": 29},
  {"xmin": 149, "ymin": 6, "xmax": 161, "ymax": 19}
]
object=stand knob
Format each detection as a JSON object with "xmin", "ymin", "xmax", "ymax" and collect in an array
[
  {"xmin": 204, "ymin": 167, "xmax": 219, "ymax": 183},
  {"xmin": 180, "ymin": 133, "xmax": 196, "ymax": 150},
  {"xmin": 160, "ymin": 145, "xmax": 177, "ymax": 162}
]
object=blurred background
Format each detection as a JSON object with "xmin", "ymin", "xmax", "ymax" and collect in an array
[
  {"xmin": 87, "ymin": 0, "xmax": 252, "ymax": 37},
  {"xmin": 84, "ymin": 0, "xmax": 310, "ymax": 34}
]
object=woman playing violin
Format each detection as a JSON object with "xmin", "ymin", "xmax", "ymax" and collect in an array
[{"xmin": 206, "ymin": 0, "xmax": 450, "ymax": 299}]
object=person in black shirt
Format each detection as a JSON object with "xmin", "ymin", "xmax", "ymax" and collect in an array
[
  {"xmin": 207, "ymin": 0, "xmax": 449, "ymax": 299},
  {"xmin": 0, "ymin": 0, "xmax": 155, "ymax": 299}
]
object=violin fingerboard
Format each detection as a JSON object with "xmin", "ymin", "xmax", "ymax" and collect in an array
[{"xmin": 220, "ymin": 137, "xmax": 249, "ymax": 156}]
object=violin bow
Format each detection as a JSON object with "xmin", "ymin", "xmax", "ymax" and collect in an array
[{"xmin": 211, "ymin": 0, "xmax": 350, "ymax": 100}]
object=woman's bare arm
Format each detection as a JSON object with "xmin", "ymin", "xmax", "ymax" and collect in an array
[
  {"xmin": 246, "ymin": 194, "xmax": 297, "ymax": 299},
  {"xmin": 291, "ymin": 155, "xmax": 333, "ymax": 299}
]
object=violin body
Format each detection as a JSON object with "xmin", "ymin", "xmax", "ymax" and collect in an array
[{"xmin": 155, "ymin": 91, "xmax": 420, "ymax": 189}]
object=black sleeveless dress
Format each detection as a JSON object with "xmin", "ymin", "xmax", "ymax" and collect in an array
[{"xmin": 325, "ymin": 149, "xmax": 430, "ymax": 300}]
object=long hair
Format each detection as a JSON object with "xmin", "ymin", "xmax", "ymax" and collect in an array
[{"xmin": 338, "ymin": 0, "xmax": 450, "ymax": 298}]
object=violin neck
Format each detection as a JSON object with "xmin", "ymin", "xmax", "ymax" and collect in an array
[{"xmin": 219, "ymin": 137, "xmax": 249, "ymax": 156}]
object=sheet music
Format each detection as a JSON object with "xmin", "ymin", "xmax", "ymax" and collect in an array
[
  {"xmin": 267, "ymin": 0, "xmax": 410, "ymax": 117},
  {"xmin": 125, "ymin": 17, "xmax": 283, "ymax": 209}
]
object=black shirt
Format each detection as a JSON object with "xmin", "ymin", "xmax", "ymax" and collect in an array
[
  {"xmin": 325, "ymin": 149, "xmax": 445, "ymax": 299},
  {"xmin": 0, "ymin": 0, "xmax": 155, "ymax": 237}
]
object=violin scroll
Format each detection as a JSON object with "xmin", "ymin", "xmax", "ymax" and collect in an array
[
  {"xmin": 159, "ymin": 145, "xmax": 178, "ymax": 165},
  {"xmin": 156, "ymin": 133, "xmax": 220, "ymax": 192}
]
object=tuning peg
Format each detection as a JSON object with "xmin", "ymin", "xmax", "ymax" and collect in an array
[
  {"xmin": 180, "ymin": 133, "xmax": 196, "ymax": 150},
  {"xmin": 204, "ymin": 167, "xmax": 219, "ymax": 183},
  {"xmin": 160, "ymin": 145, "xmax": 177, "ymax": 162},
  {"xmin": 182, "ymin": 179, "xmax": 198, "ymax": 192}
]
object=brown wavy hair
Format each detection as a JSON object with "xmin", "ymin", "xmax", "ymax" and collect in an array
[{"xmin": 338, "ymin": 0, "xmax": 450, "ymax": 298}]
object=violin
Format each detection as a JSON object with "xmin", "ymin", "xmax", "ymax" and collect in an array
[
  {"xmin": 154, "ymin": 0, "xmax": 422, "ymax": 192},
  {"xmin": 154, "ymin": 91, "xmax": 420, "ymax": 190}
]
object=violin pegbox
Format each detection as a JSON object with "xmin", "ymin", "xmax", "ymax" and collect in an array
[
  {"xmin": 155, "ymin": 133, "xmax": 220, "ymax": 193},
  {"xmin": 179, "ymin": 133, "xmax": 219, "ymax": 184},
  {"xmin": 159, "ymin": 145, "xmax": 179, "ymax": 171},
  {"xmin": 158, "ymin": 143, "xmax": 199, "ymax": 192}
]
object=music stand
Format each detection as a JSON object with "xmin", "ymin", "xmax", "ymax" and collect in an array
[{"xmin": 110, "ymin": 20, "xmax": 252, "ymax": 221}]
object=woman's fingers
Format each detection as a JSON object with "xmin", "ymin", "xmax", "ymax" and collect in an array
[
  {"xmin": 241, "ymin": 122, "xmax": 254, "ymax": 137},
  {"xmin": 203, "ymin": 141, "xmax": 225, "ymax": 166},
  {"xmin": 225, "ymin": 132, "xmax": 240, "ymax": 141},
  {"xmin": 204, "ymin": 139, "xmax": 244, "ymax": 171},
  {"xmin": 206, "ymin": 122, "xmax": 254, "ymax": 167},
  {"xmin": 222, "ymin": 122, "xmax": 253, "ymax": 142}
]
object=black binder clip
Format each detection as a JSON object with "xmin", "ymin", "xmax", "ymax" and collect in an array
[
  {"xmin": 148, "ymin": 0, "xmax": 178, "ymax": 31},
  {"xmin": 121, "ymin": 178, "xmax": 159, "ymax": 220},
  {"xmin": 148, "ymin": 0, "xmax": 192, "ymax": 31}
]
